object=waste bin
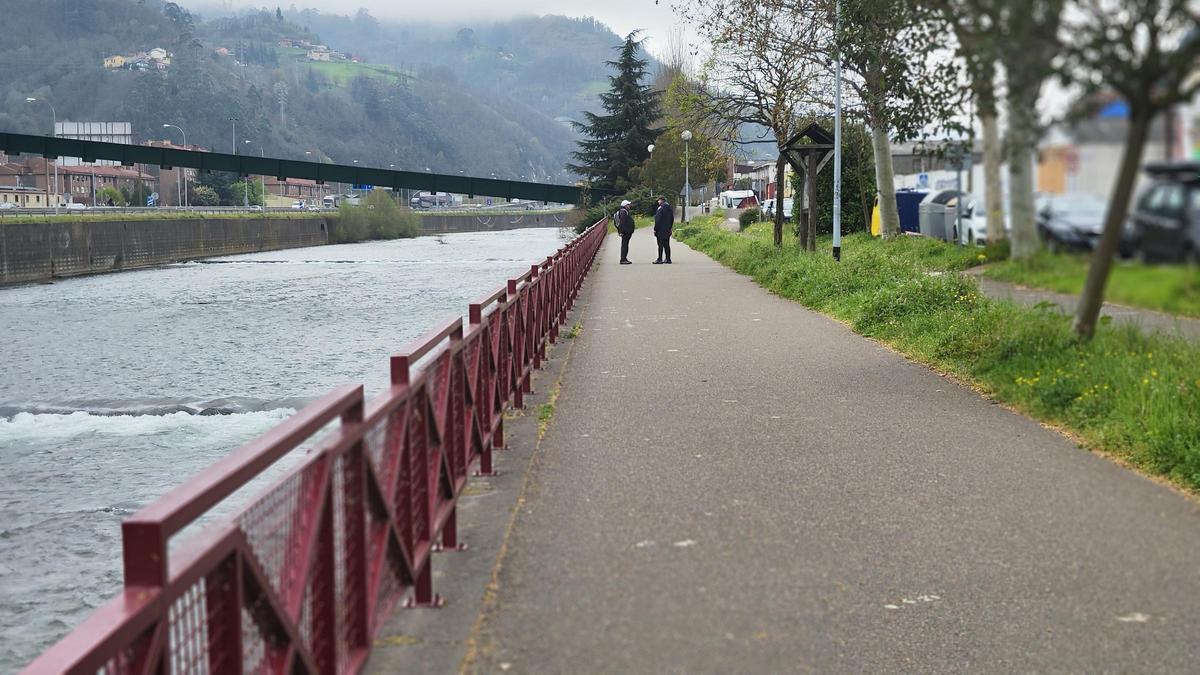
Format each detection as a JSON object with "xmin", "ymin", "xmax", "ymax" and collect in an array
[{"xmin": 919, "ymin": 202, "xmax": 935, "ymax": 238}]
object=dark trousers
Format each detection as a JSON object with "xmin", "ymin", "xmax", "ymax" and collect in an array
[
  {"xmin": 656, "ymin": 235, "xmax": 671, "ymax": 262},
  {"xmin": 620, "ymin": 233, "xmax": 632, "ymax": 261}
]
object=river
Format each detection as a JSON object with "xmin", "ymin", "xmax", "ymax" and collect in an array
[{"xmin": 0, "ymin": 226, "xmax": 572, "ymax": 671}]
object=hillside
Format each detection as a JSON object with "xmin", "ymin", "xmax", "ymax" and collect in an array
[{"xmin": 0, "ymin": 1, "xmax": 644, "ymax": 183}]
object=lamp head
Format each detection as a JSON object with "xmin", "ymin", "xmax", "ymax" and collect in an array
[
  {"xmin": 25, "ymin": 97, "xmax": 36, "ymax": 103},
  {"xmin": 681, "ymin": 130, "xmax": 692, "ymax": 142},
  {"xmin": 647, "ymin": 144, "xmax": 655, "ymax": 153}
]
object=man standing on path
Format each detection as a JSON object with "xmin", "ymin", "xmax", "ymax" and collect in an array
[
  {"xmin": 616, "ymin": 200, "xmax": 635, "ymax": 265},
  {"xmin": 653, "ymin": 196, "xmax": 673, "ymax": 264}
]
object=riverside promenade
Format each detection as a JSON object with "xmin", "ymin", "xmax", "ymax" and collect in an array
[{"xmin": 373, "ymin": 231, "xmax": 1200, "ymax": 673}]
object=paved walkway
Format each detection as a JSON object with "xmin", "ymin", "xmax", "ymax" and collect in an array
[
  {"xmin": 966, "ymin": 267, "xmax": 1200, "ymax": 342},
  {"xmin": 464, "ymin": 232, "xmax": 1200, "ymax": 672}
]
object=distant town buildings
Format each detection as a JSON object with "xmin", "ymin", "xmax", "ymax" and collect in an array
[{"xmin": 103, "ymin": 47, "xmax": 172, "ymax": 71}]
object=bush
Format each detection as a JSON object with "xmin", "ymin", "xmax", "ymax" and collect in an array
[
  {"xmin": 329, "ymin": 190, "xmax": 420, "ymax": 243},
  {"xmin": 190, "ymin": 185, "xmax": 219, "ymax": 206},
  {"xmin": 739, "ymin": 208, "xmax": 761, "ymax": 231}
]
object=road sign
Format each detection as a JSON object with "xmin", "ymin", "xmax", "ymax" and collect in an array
[
  {"xmin": 916, "ymin": 173, "xmax": 930, "ymax": 189},
  {"xmin": 147, "ymin": 192, "xmax": 159, "ymax": 206}
]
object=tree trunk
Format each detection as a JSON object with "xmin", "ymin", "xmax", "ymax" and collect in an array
[
  {"xmin": 980, "ymin": 111, "xmax": 1005, "ymax": 242},
  {"xmin": 1006, "ymin": 87, "xmax": 1040, "ymax": 260},
  {"xmin": 1073, "ymin": 111, "xmax": 1151, "ymax": 340},
  {"xmin": 806, "ymin": 152, "xmax": 818, "ymax": 252},
  {"xmin": 796, "ymin": 166, "xmax": 808, "ymax": 247},
  {"xmin": 773, "ymin": 153, "xmax": 785, "ymax": 247},
  {"xmin": 871, "ymin": 124, "xmax": 900, "ymax": 239}
]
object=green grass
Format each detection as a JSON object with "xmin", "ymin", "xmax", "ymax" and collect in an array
[
  {"xmin": 302, "ymin": 59, "xmax": 406, "ymax": 86},
  {"xmin": 985, "ymin": 250, "xmax": 1200, "ymax": 318},
  {"xmin": 675, "ymin": 217, "xmax": 1200, "ymax": 492}
]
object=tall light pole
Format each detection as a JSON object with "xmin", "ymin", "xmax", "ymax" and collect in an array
[
  {"xmin": 832, "ymin": 0, "xmax": 843, "ymax": 261},
  {"xmin": 245, "ymin": 140, "xmax": 265, "ymax": 206},
  {"xmin": 681, "ymin": 130, "xmax": 692, "ymax": 223},
  {"xmin": 26, "ymin": 97, "xmax": 59, "ymax": 213},
  {"xmin": 647, "ymin": 143, "xmax": 655, "ymax": 194},
  {"xmin": 162, "ymin": 124, "xmax": 188, "ymax": 207}
]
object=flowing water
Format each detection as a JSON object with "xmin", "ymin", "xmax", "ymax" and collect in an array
[{"xmin": 0, "ymin": 227, "xmax": 572, "ymax": 671}]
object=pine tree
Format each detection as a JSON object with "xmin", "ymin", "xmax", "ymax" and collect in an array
[{"xmin": 568, "ymin": 31, "xmax": 661, "ymax": 192}]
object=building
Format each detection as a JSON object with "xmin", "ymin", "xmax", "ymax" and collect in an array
[
  {"xmin": 19, "ymin": 157, "xmax": 153, "ymax": 205},
  {"xmin": 103, "ymin": 55, "xmax": 126, "ymax": 69},
  {"xmin": 263, "ymin": 176, "xmax": 323, "ymax": 207},
  {"xmin": 1038, "ymin": 104, "xmax": 1171, "ymax": 198},
  {"xmin": 0, "ymin": 186, "xmax": 60, "ymax": 208},
  {"xmin": 143, "ymin": 140, "xmax": 205, "ymax": 206},
  {"xmin": 55, "ymin": 121, "xmax": 133, "ymax": 167},
  {"xmin": 307, "ymin": 47, "xmax": 331, "ymax": 62}
]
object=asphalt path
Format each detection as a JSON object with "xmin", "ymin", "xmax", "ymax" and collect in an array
[{"xmin": 464, "ymin": 231, "xmax": 1200, "ymax": 673}]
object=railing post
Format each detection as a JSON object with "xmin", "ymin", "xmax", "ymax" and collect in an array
[{"xmin": 121, "ymin": 521, "xmax": 167, "ymax": 588}]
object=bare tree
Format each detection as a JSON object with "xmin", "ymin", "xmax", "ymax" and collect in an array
[
  {"xmin": 821, "ymin": 0, "xmax": 964, "ymax": 239},
  {"xmin": 677, "ymin": 0, "xmax": 832, "ymax": 247},
  {"xmin": 1065, "ymin": 0, "xmax": 1200, "ymax": 339}
]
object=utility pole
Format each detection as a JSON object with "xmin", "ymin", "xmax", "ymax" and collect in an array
[
  {"xmin": 26, "ymin": 97, "xmax": 59, "ymax": 213},
  {"xmin": 163, "ymin": 124, "xmax": 188, "ymax": 207},
  {"xmin": 832, "ymin": 0, "xmax": 843, "ymax": 261},
  {"xmin": 682, "ymin": 130, "xmax": 692, "ymax": 222}
]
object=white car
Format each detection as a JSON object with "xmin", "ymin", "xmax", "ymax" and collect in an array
[
  {"xmin": 763, "ymin": 198, "xmax": 794, "ymax": 220},
  {"xmin": 0, "ymin": 202, "xmax": 19, "ymax": 210},
  {"xmin": 291, "ymin": 200, "xmax": 305, "ymax": 210},
  {"xmin": 65, "ymin": 202, "xmax": 87, "ymax": 211}
]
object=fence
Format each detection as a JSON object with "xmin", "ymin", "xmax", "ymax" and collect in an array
[{"xmin": 22, "ymin": 219, "xmax": 607, "ymax": 674}]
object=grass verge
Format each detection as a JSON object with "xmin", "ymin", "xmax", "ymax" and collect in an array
[
  {"xmin": 675, "ymin": 217, "xmax": 1200, "ymax": 492},
  {"xmin": 984, "ymin": 250, "xmax": 1200, "ymax": 318}
]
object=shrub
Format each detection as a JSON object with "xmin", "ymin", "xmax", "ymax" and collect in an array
[
  {"xmin": 739, "ymin": 208, "xmax": 761, "ymax": 231},
  {"xmin": 329, "ymin": 190, "xmax": 420, "ymax": 243}
]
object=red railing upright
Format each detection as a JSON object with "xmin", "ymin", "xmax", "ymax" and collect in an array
[{"xmin": 22, "ymin": 219, "xmax": 607, "ymax": 674}]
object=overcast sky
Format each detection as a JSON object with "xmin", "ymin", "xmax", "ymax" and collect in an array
[{"xmin": 200, "ymin": 0, "xmax": 694, "ymax": 61}]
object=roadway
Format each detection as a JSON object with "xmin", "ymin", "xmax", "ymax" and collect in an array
[{"xmin": 374, "ymin": 231, "xmax": 1200, "ymax": 673}]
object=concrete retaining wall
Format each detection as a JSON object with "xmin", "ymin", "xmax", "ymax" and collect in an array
[
  {"xmin": 1, "ymin": 217, "xmax": 329, "ymax": 286},
  {"xmin": 0, "ymin": 212, "xmax": 571, "ymax": 286}
]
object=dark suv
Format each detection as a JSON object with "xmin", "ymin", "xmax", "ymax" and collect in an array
[{"xmin": 1128, "ymin": 162, "xmax": 1200, "ymax": 264}]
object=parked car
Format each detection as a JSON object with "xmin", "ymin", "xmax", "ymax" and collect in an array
[
  {"xmin": 248, "ymin": 205, "xmax": 263, "ymax": 212},
  {"xmin": 0, "ymin": 202, "xmax": 20, "ymax": 210},
  {"xmin": 1127, "ymin": 162, "xmax": 1200, "ymax": 264},
  {"xmin": 65, "ymin": 202, "xmax": 87, "ymax": 211},
  {"xmin": 305, "ymin": 204, "xmax": 321, "ymax": 212},
  {"xmin": 1035, "ymin": 193, "xmax": 1109, "ymax": 253},
  {"xmin": 763, "ymin": 198, "xmax": 794, "ymax": 220}
]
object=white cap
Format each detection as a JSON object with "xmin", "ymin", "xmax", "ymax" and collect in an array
[{"xmin": 620, "ymin": 200, "xmax": 631, "ymax": 207}]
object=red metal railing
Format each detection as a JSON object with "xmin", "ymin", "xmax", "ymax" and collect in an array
[{"xmin": 23, "ymin": 220, "xmax": 607, "ymax": 675}]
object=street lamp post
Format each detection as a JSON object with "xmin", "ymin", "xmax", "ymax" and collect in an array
[
  {"xmin": 647, "ymin": 143, "xmax": 655, "ymax": 193},
  {"xmin": 832, "ymin": 0, "xmax": 843, "ymax": 261},
  {"xmin": 26, "ymin": 97, "xmax": 59, "ymax": 213},
  {"xmin": 162, "ymin": 124, "xmax": 188, "ymax": 207},
  {"xmin": 681, "ymin": 130, "xmax": 692, "ymax": 223},
  {"xmin": 245, "ymin": 140, "xmax": 265, "ymax": 207}
]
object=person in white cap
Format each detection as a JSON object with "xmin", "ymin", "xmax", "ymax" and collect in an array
[{"xmin": 615, "ymin": 199, "xmax": 636, "ymax": 264}]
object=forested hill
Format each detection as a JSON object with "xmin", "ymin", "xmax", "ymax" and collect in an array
[{"xmin": 0, "ymin": 1, "xmax": 646, "ymax": 182}]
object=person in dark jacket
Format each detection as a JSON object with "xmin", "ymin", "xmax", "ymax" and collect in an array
[
  {"xmin": 616, "ymin": 200, "xmax": 635, "ymax": 264},
  {"xmin": 653, "ymin": 197, "xmax": 674, "ymax": 264}
]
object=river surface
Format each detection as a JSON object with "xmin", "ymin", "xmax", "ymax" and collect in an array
[{"xmin": 0, "ymin": 227, "xmax": 572, "ymax": 671}]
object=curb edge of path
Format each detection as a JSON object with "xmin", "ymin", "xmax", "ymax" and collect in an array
[{"xmin": 457, "ymin": 282, "xmax": 589, "ymax": 674}]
